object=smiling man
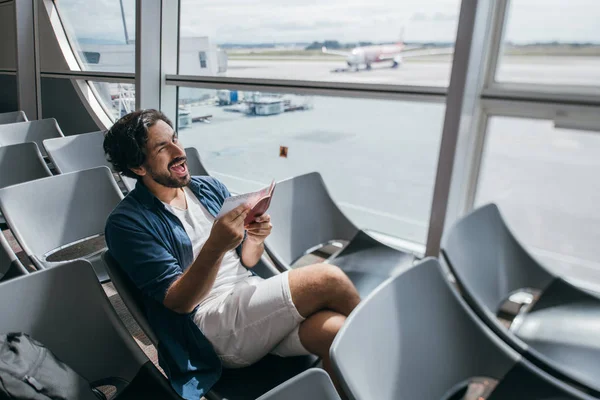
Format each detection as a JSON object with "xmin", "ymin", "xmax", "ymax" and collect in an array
[{"xmin": 103, "ymin": 109, "xmax": 359, "ymax": 398}]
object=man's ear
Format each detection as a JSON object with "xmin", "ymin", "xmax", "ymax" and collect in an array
[{"xmin": 129, "ymin": 165, "xmax": 146, "ymax": 177}]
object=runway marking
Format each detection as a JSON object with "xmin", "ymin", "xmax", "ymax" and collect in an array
[
  {"xmin": 338, "ymin": 201, "xmax": 428, "ymax": 228},
  {"xmin": 210, "ymin": 171, "xmax": 267, "ymax": 187}
]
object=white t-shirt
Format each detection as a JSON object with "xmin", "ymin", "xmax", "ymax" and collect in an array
[{"xmin": 162, "ymin": 187, "xmax": 251, "ymax": 308}]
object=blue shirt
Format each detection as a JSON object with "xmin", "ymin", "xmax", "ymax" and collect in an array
[{"xmin": 105, "ymin": 176, "xmax": 246, "ymax": 399}]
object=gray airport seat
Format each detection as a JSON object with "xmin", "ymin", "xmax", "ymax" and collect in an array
[
  {"xmin": 0, "ymin": 231, "xmax": 28, "ymax": 281},
  {"xmin": 442, "ymin": 204, "xmax": 600, "ymax": 395},
  {"xmin": 0, "ymin": 110, "xmax": 27, "ymax": 125},
  {"xmin": 0, "ymin": 259, "xmax": 180, "ymax": 398},
  {"xmin": 44, "ymin": 131, "xmax": 134, "ymax": 194},
  {"xmin": 121, "ymin": 146, "xmax": 208, "ymax": 192},
  {"xmin": 0, "ymin": 142, "xmax": 52, "ymax": 188},
  {"xmin": 0, "ymin": 166, "xmax": 123, "ymax": 283},
  {"xmin": 256, "ymin": 368, "xmax": 341, "ymax": 400},
  {"xmin": 264, "ymin": 172, "xmax": 414, "ymax": 297},
  {"xmin": 43, "ymin": 130, "xmax": 110, "ymax": 174},
  {"xmin": 330, "ymin": 258, "xmax": 595, "ymax": 400},
  {"xmin": 185, "ymin": 146, "xmax": 209, "ymax": 176},
  {"xmin": 0, "ymin": 118, "xmax": 64, "ymax": 156},
  {"xmin": 0, "ymin": 142, "xmax": 52, "ymax": 234},
  {"xmin": 102, "ymin": 250, "xmax": 317, "ymax": 400}
]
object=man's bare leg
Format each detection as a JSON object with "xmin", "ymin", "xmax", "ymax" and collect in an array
[
  {"xmin": 288, "ymin": 263, "xmax": 360, "ymax": 318},
  {"xmin": 298, "ymin": 310, "xmax": 348, "ymax": 398},
  {"xmin": 287, "ymin": 263, "xmax": 360, "ymax": 398}
]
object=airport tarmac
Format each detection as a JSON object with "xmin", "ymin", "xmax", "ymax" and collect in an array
[
  {"xmin": 223, "ymin": 56, "xmax": 600, "ymax": 87},
  {"xmin": 175, "ymin": 55, "xmax": 600, "ymax": 289}
]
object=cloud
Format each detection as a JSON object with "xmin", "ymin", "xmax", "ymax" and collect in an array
[
  {"xmin": 410, "ymin": 11, "xmax": 456, "ymax": 22},
  {"xmin": 54, "ymin": 0, "xmax": 600, "ymax": 45}
]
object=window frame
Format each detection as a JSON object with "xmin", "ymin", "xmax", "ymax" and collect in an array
[
  {"xmin": 483, "ymin": 0, "xmax": 600, "ymax": 102},
  {"xmin": 40, "ymin": 0, "xmax": 135, "ymax": 129},
  {"xmin": 32, "ymin": 0, "xmax": 600, "ymax": 263},
  {"xmin": 472, "ymin": 107, "xmax": 600, "ymax": 292}
]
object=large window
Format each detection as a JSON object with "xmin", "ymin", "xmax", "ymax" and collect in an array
[
  {"xmin": 178, "ymin": 0, "xmax": 461, "ymax": 87},
  {"xmin": 496, "ymin": 0, "xmax": 600, "ymax": 87},
  {"xmin": 52, "ymin": 0, "xmax": 135, "ymax": 73},
  {"xmin": 178, "ymin": 88, "xmax": 444, "ymax": 244},
  {"xmin": 478, "ymin": 1, "xmax": 600, "ymax": 288},
  {"xmin": 475, "ymin": 116, "xmax": 600, "ymax": 287},
  {"xmin": 36, "ymin": 0, "xmax": 600, "ymax": 261},
  {"xmin": 89, "ymin": 82, "xmax": 135, "ymax": 121}
]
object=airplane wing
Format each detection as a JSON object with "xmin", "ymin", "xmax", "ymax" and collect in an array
[
  {"xmin": 401, "ymin": 47, "xmax": 454, "ymax": 58},
  {"xmin": 321, "ymin": 46, "xmax": 352, "ymax": 57}
]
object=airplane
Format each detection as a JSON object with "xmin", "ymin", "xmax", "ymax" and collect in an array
[{"xmin": 322, "ymin": 31, "xmax": 453, "ymax": 71}]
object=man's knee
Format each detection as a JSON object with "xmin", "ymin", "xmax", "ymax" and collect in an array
[
  {"xmin": 312, "ymin": 263, "xmax": 351, "ymax": 293},
  {"xmin": 289, "ymin": 263, "xmax": 358, "ymax": 318}
]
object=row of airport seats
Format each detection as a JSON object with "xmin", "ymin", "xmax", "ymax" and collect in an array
[
  {"xmin": 0, "ymin": 255, "xmax": 595, "ymax": 400},
  {"xmin": 307, "ymin": 206, "xmax": 600, "ymax": 399},
  {"xmin": 0, "ymin": 111, "xmax": 179, "ymax": 398},
  {"xmin": 0, "ymin": 112, "xmax": 133, "ymax": 191},
  {"xmin": 442, "ymin": 204, "xmax": 600, "ymax": 396},
  {"xmin": 0, "ymin": 110, "xmax": 27, "ymax": 125},
  {"xmin": 0, "ymin": 111, "xmax": 325, "ymax": 398},
  {"xmin": 0, "ymin": 111, "xmax": 305, "ymax": 398},
  {"xmin": 0, "ymin": 109, "xmax": 598, "ymax": 399},
  {"xmin": 0, "ymin": 113, "xmax": 209, "ymax": 282}
]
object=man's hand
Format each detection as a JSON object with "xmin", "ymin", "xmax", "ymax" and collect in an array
[
  {"xmin": 206, "ymin": 203, "xmax": 250, "ymax": 253},
  {"xmin": 245, "ymin": 214, "xmax": 272, "ymax": 244}
]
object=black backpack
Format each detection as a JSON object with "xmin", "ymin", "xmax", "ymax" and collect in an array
[{"xmin": 0, "ymin": 332, "xmax": 106, "ymax": 400}]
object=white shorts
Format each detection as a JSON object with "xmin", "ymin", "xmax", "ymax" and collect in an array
[{"xmin": 193, "ymin": 271, "xmax": 311, "ymax": 368}]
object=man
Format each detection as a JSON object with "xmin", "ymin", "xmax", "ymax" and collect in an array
[{"xmin": 103, "ymin": 109, "xmax": 360, "ymax": 398}]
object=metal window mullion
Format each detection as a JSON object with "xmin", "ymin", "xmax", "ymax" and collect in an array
[
  {"xmin": 32, "ymin": 0, "xmax": 41, "ymax": 115},
  {"xmin": 483, "ymin": 84, "xmax": 600, "ymax": 107},
  {"xmin": 482, "ymin": 0, "xmax": 509, "ymax": 89},
  {"xmin": 425, "ymin": 0, "xmax": 496, "ymax": 257},
  {"xmin": 40, "ymin": 70, "xmax": 135, "ymax": 83},
  {"xmin": 166, "ymin": 74, "xmax": 447, "ymax": 96},
  {"xmin": 463, "ymin": 111, "xmax": 490, "ymax": 210},
  {"xmin": 481, "ymin": 98, "xmax": 600, "ymax": 120},
  {"xmin": 159, "ymin": 0, "xmax": 178, "ymax": 124},
  {"xmin": 437, "ymin": 0, "xmax": 505, "ymax": 223},
  {"xmin": 481, "ymin": 100, "xmax": 600, "ymax": 138},
  {"xmin": 135, "ymin": 0, "xmax": 161, "ymax": 110},
  {"xmin": 165, "ymin": 78, "xmax": 447, "ymax": 103},
  {"xmin": 14, "ymin": 0, "xmax": 40, "ymax": 118}
]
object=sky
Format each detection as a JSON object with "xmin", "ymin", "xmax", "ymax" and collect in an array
[{"xmin": 57, "ymin": 0, "xmax": 600, "ymax": 45}]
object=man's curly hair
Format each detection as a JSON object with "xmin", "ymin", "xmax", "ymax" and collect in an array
[{"xmin": 103, "ymin": 109, "xmax": 173, "ymax": 179}]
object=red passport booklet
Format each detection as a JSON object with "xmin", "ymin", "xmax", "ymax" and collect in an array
[{"xmin": 217, "ymin": 180, "xmax": 276, "ymax": 225}]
